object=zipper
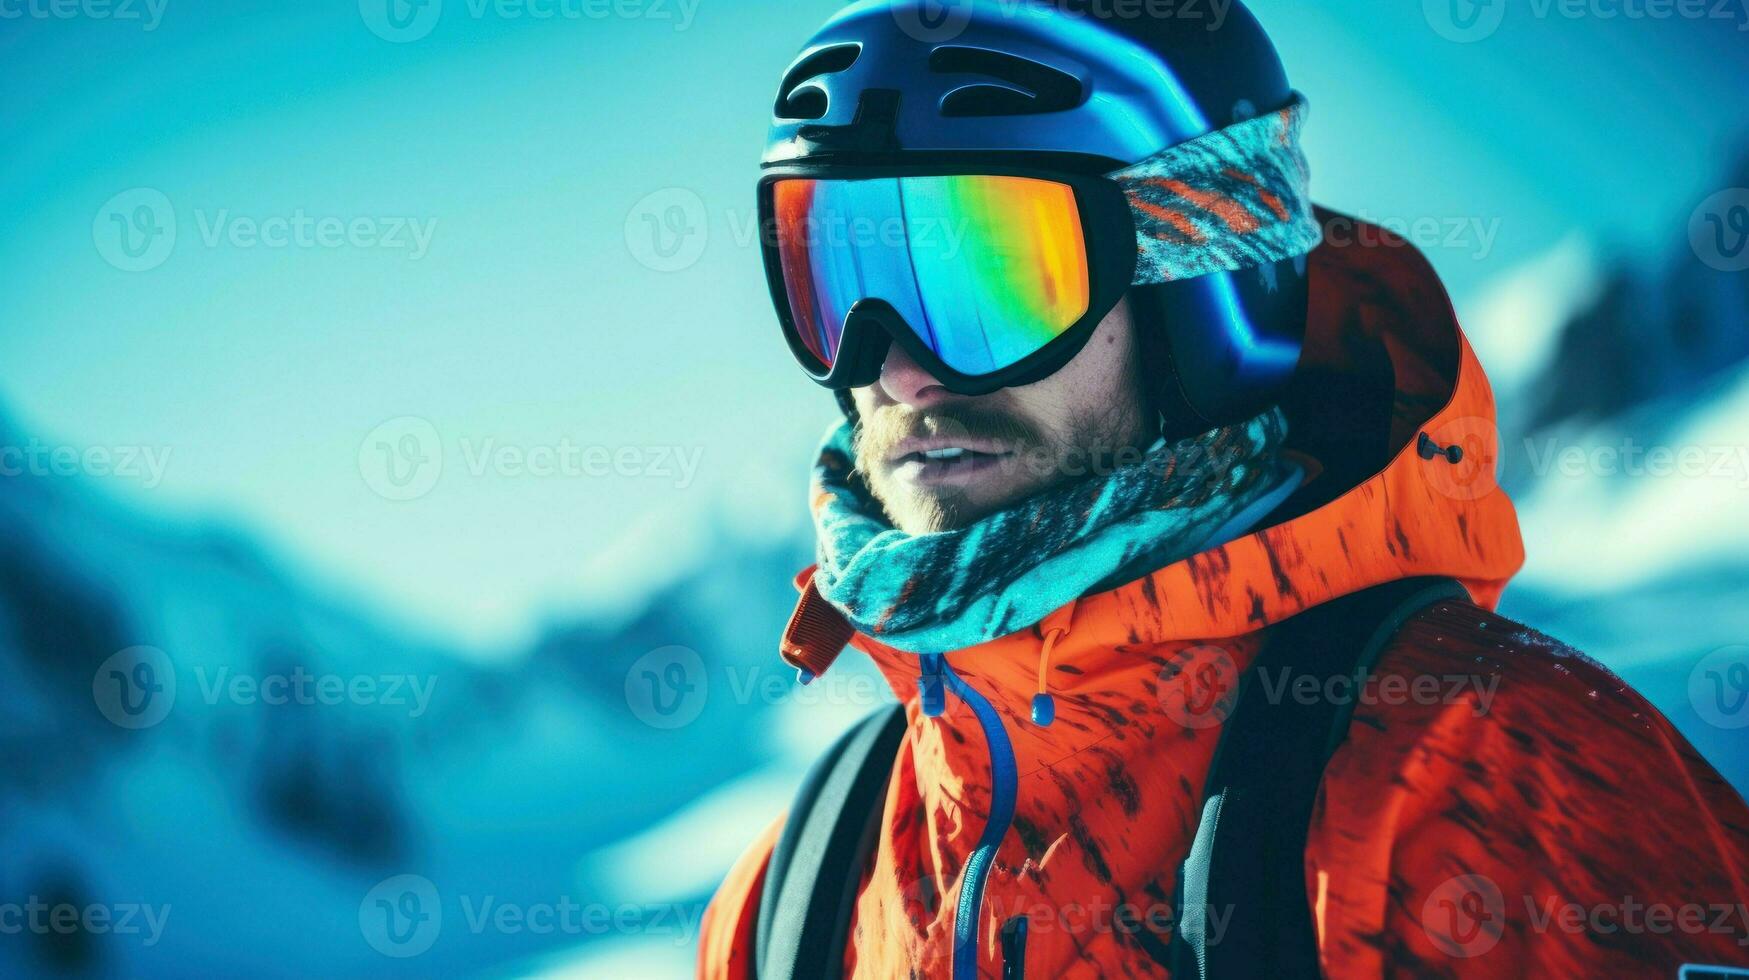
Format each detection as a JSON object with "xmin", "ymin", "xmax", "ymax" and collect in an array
[
  {"xmin": 918, "ymin": 653, "xmax": 947, "ymax": 717},
  {"xmin": 919, "ymin": 613, "xmax": 1074, "ymax": 978},
  {"xmin": 937, "ymin": 655, "xmax": 1019, "ymax": 980}
]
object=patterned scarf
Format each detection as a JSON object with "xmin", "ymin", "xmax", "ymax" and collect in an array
[{"xmin": 809, "ymin": 407, "xmax": 1296, "ymax": 654}]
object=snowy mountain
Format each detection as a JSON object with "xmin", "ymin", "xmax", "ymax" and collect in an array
[
  {"xmin": 0, "ymin": 424, "xmax": 818, "ymax": 979},
  {"xmin": 1478, "ymin": 144, "xmax": 1749, "ymax": 798},
  {"xmin": 1518, "ymin": 148, "xmax": 1749, "ymax": 433}
]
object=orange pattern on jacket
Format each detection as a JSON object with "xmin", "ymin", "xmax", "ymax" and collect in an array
[{"xmin": 699, "ymin": 213, "xmax": 1749, "ymax": 978}]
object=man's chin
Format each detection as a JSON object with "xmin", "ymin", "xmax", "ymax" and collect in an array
[{"xmin": 872, "ymin": 474, "xmax": 1048, "ymax": 534}]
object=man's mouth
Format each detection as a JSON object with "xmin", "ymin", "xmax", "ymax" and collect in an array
[{"xmin": 887, "ymin": 441, "xmax": 1017, "ymax": 484}]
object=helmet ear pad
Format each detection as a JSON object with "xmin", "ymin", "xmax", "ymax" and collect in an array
[{"xmin": 1130, "ymin": 255, "xmax": 1309, "ymax": 442}]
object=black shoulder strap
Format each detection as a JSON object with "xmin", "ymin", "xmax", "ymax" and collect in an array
[
  {"xmin": 1171, "ymin": 576, "xmax": 1470, "ymax": 979},
  {"xmin": 756, "ymin": 702, "xmax": 908, "ymax": 980}
]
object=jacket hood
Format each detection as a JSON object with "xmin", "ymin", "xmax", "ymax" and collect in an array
[{"xmin": 1056, "ymin": 206, "xmax": 1525, "ymax": 647}]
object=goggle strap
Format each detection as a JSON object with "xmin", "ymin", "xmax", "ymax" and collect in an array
[{"xmin": 1113, "ymin": 93, "xmax": 1321, "ymax": 285}]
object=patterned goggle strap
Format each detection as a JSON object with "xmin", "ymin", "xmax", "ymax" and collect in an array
[{"xmin": 1111, "ymin": 93, "xmax": 1321, "ymax": 285}]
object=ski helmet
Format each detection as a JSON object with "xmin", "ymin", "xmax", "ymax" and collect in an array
[{"xmin": 762, "ymin": 0, "xmax": 1309, "ymax": 437}]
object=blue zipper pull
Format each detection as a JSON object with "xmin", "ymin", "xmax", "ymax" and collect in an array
[
  {"xmin": 1031, "ymin": 625, "xmax": 1069, "ymax": 727},
  {"xmin": 918, "ymin": 654, "xmax": 946, "ymax": 717}
]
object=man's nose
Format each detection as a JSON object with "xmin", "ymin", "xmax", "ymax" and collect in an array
[{"xmin": 877, "ymin": 343, "xmax": 954, "ymax": 408}]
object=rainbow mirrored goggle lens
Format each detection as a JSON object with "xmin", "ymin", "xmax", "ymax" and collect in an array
[{"xmin": 768, "ymin": 175, "xmax": 1092, "ymax": 383}]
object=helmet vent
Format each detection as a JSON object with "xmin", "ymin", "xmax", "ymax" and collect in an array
[
  {"xmin": 928, "ymin": 45, "xmax": 1085, "ymax": 117},
  {"xmin": 775, "ymin": 44, "xmax": 862, "ymax": 120}
]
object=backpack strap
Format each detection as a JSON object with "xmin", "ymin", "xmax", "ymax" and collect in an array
[
  {"xmin": 1171, "ymin": 576, "xmax": 1470, "ymax": 979},
  {"xmin": 756, "ymin": 702, "xmax": 908, "ymax": 980}
]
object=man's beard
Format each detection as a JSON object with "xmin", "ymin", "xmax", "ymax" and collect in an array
[{"xmin": 852, "ymin": 397, "xmax": 1148, "ymax": 533}]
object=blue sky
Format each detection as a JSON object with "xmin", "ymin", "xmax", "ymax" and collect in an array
[{"xmin": 4, "ymin": 0, "xmax": 1745, "ymax": 653}]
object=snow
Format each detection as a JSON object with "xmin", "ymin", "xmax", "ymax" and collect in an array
[
  {"xmin": 1513, "ymin": 362, "xmax": 1749, "ymax": 595},
  {"xmin": 508, "ymin": 933, "xmax": 694, "ymax": 980},
  {"xmin": 1459, "ymin": 232, "xmax": 1603, "ymax": 400},
  {"xmin": 577, "ymin": 764, "xmax": 803, "ymax": 905}
]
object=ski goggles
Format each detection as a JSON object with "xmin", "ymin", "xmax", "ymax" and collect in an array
[
  {"xmin": 758, "ymin": 97, "xmax": 1319, "ymax": 395},
  {"xmin": 758, "ymin": 166, "xmax": 1135, "ymax": 395}
]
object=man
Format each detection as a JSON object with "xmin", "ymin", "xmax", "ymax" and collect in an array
[{"xmin": 701, "ymin": 1, "xmax": 1749, "ymax": 977}]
